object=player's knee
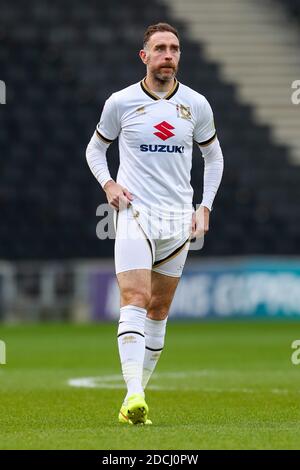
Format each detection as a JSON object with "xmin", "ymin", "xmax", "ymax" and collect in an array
[{"xmin": 121, "ymin": 287, "xmax": 151, "ymax": 309}]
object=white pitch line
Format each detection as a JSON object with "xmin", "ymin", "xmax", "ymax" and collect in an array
[
  {"xmin": 67, "ymin": 371, "xmax": 298, "ymax": 395},
  {"xmin": 68, "ymin": 371, "xmax": 212, "ymax": 390},
  {"xmin": 68, "ymin": 376, "xmax": 177, "ymax": 390}
]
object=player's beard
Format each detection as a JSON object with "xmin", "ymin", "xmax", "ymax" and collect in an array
[{"xmin": 153, "ymin": 63, "xmax": 178, "ymax": 83}]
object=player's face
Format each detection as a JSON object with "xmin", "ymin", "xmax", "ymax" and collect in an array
[{"xmin": 141, "ymin": 32, "xmax": 180, "ymax": 82}]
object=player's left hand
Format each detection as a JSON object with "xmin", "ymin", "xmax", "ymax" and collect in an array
[{"xmin": 191, "ymin": 205, "xmax": 210, "ymax": 239}]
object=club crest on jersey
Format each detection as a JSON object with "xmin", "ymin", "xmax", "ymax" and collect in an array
[{"xmin": 177, "ymin": 104, "xmax": 191, "ymax": 120}]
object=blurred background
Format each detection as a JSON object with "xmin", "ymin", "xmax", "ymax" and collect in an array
[{"xmin": 0, "ymin": 0, "xmax": 300, "ymax": 323}]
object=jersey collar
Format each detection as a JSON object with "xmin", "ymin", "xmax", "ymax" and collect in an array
[{"xmin": 140, "ymin": 77, "xmax": 179, "ymax": 101}]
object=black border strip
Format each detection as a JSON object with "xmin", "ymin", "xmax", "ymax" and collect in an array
[
  {"xmin": 145, "ymin": 346, "xmax": 164, "ymax": 352},
  {"xmin": 196, "ymin": 131, "xmax": 217, "ymax": 147},
  {"xmin": 96, "ymin": 128, "xmax": 114, "ymax": 144},
  {"xmin": 140, "ymin": 80, "xmax": 159, "ymax": 101},
  {"xmin": 140, "ymin": 78, "xmax": 179, "ymax": 101},
  {"xmin": 165, "ymin": 80, "xmax": 179, "ymax": 100},
  {"xmin": 117, "ymin": 331, "xmax": 145, "ymax": 338},
  {"xmin": 153, "ymin": 238, "xmax": 189, "ymax": 267}
]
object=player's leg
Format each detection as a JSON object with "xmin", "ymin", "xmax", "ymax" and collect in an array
[
  {"xmin": 117, "ymin": 268, "xmax": 151, "ymax": 402},
  {"xmin": 142, "ymin": 242, "xmax": 189, "ymax": 389},
  {"xmin": 115, "ymin": 208, "xmax": 153, "ymax": 424},
  {"xmin": 142, "ymin": 271, "xmax": 179, "ymax": 389},
  {"xmin": 117, "ymin": 269, "xmax": 152, "ymax": 424}
]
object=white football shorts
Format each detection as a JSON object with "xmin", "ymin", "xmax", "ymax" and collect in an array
[{"xmin": 114, "ymin": 205, "xmax": 191, "ymax": 277}]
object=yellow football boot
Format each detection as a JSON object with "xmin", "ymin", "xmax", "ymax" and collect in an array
[{"xmin": 118, "ymin": 394, "xmax": 152, "ymax": 425}]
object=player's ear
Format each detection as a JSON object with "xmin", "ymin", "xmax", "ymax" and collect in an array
[{"xmin": 139, "ymin": 49, "xmax": 148, "ymax": 65}]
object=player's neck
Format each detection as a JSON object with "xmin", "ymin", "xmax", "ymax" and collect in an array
[{"xmin": 144, "ymin": 75, "xmax": 176, "ymax": 93}]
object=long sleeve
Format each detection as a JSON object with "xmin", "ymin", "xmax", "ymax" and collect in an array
[
  {"xmin": 86, "ymin": 131, "xmax": 112, "ymax": 188},
  {"xmin": 199, "ymin": 137, "xmax": 224, "ymax": 211},
  {"xmin": 86, "ymin": 92, "xmax": 121, "ymax": 188}
]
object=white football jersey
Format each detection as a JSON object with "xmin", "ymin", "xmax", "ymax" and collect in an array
[{"xmin": 96, "ymin": 78, "xmax": 216, "ymax": 238}]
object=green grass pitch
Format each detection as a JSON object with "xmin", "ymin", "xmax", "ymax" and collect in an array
[{"xmin": 0, "ymin": 321, "xmax": 300, "ymax": 449}]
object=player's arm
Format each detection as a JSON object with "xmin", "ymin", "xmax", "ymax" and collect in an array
[
  {"xmin": 192, "ymin": 137, "xmax": 224, "ymax": 237},
  {"xmin": 192, "ymin": 99, "xmax": 224, "ymax": 238},
  {"xmin": 86, "ymin": 95, "xmax": 132, "ymax": 209}
]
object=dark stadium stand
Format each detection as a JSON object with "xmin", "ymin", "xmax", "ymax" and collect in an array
[
  {"xmin": 1, "ymin": 0, "xmax": 300, "ymax": 259},
  {"xmin": 277, "ymin": 0, "xmax": 300, "ymax": 21}
]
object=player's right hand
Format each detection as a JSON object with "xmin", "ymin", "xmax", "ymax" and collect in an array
[{"xmin": 103, "ymin": 180, "xmax": 133, "ymax": 210}]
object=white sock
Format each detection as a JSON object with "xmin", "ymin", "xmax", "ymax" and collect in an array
[
  {"xmin": 142, "ymin": 317, "xmax": 167, "ymax": 389},
  {"xmin": 117, "ymin": 305, "xmax": 147, "ymax": 401}
]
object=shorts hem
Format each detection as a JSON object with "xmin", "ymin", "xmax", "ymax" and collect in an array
[
  {"xmin": 116, "ymin": 266, "xmax": 152, "ymax": 275},
  {"xmin": 152, "ymin": 266, "xmax": 182, "ymax": 278}
]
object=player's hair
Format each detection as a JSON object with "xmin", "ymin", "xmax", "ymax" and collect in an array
[{"xmin": 143, "ymin": 23, "xmax": 179, "ymax": 48}]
